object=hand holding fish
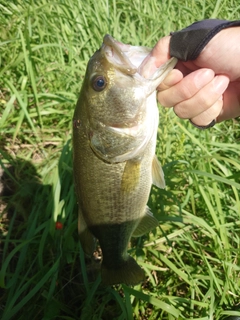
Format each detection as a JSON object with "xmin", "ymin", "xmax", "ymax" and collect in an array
[
  {"xmin": 143, "ymin": 20, "xmax": 240, "ymax": 128},
  {"xmin": 73, "ymin": 22, "xmax": 240, "ymax": 286}
]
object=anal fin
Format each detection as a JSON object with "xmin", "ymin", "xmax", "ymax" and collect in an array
[{"xmin": 132, "ymin": 206, "xmax": 159, "ymax": 237}]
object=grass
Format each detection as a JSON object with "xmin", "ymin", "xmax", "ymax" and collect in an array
[{"xmin": 0, "ymin": 0, "xmax": 240, "ymax": 319}]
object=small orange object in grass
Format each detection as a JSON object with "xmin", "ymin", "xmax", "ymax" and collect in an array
[{"xmin": 55, "ymin": 221, "xmax": 63, "ymax": 230}]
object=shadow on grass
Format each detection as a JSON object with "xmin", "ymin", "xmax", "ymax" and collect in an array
[
  {"xmin": 0, "ymin": 151, "xmax": 54, "ymax": 319},
  {"xmin": 0, "ymin": 142, "xmax": 125, "ymax": 320},
  {"xmin": 0, "ymin": 152, "xmax": 46, "ymax": 263}
]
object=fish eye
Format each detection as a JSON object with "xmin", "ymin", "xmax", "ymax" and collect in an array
[{"xmin": 92, "ymin": 75, "xmax": 107, "ymax": 92}]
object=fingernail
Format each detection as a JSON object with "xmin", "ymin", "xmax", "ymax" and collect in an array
[
  {"xmin": 213, "ymin": 75, "xmax": 229, "ymax": 94},
  {"xmin": 194, "ymin": 69, "xmax": 214, "ymax": 89}
]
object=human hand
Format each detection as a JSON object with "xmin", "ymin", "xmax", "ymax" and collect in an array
[{"xmin": 142, "ymin": 27, "xmax": 240, "ymax": 127}]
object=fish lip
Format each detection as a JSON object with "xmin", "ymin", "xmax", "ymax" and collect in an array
[{"xmin": 102, "ymin": 34, "xmax": 138, "ymax": 75}]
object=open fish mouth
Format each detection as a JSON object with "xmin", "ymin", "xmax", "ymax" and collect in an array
[
  {"xmin": 101, "ymin": 34, "xmax": 151, "ymax": 76},
  {"xmin": 101, "ymin": 34, "xmax": 177, "ymax": 82}
]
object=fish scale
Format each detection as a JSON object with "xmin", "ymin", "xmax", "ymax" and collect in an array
[{"xmin": 73, "ymin": 34, "xmax": 177, "ymax": 285}]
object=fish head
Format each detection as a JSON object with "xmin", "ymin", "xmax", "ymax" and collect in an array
[
  {"xmin": 81, "ymin": 35, "xmax": 149, "ymax": 127},
  {"xmin": 75, "ymin": 35, "xmax": 177, "ymax": 163}
]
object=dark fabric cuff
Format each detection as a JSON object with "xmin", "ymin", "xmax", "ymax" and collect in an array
[{"xmin": 170, "ymin": 19, "xmax": 240, "ymax": 61}]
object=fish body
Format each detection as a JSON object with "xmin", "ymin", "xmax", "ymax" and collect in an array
[{"xmin": 73, "ymin": 35, "xmax": 177, "ymax": 285}]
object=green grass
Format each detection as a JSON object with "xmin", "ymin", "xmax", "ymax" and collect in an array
[{"xmin": 1, "ymin": 0, "xmax": 240, "ymax": 319}]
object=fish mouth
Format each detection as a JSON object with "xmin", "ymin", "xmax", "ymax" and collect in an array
[
  {"xmin": 102, "ymin": 34, "xmax": 149, "ymax": 75},
  {"xmin": 101, "ymin": 35, "xmax": 177, "ymax": 81}
]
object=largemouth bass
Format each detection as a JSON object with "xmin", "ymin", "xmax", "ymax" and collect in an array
[{"xmin": 73, "ymin": 35, "xmax": 177, "ymax": 286}]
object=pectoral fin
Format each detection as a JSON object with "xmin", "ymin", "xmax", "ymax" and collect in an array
[
  {"xmin": 152, "ymin": 154, "xmax": 165, "ymax": 189},
  {"xmin": 132, "ymin": 207, "xmax": 159, "ymax": 237},
  {"xmin": 78, "ymin": 207, "xmax": 95, "ymax": 256},
  {"xmin": 121, "ymin": 160, "xmax": 141, "ymax": 193}
]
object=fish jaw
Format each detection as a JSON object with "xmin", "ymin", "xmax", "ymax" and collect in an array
[
  {"xmin": 102, "ymin": 34, "xmax": 138, "ymax": 75},
  {"xmin": 102, "ymin": 34, "xmax": 177, "ymax": 94},
  {"xmin": 102, "ymin": 34, "xmax": 153, "ymax": 75},
  {"xmin": 144, "ymin": 56, "xmax": 178, "ymax": 95}
]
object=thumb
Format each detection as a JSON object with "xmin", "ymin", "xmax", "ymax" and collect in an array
[
  {"xmin": 139, "ymin": 36, "xmax": 171, "ymax": 78},
  {"xmin": 151, "ymin": 35, "xmax": 172, "ymax": 66}
]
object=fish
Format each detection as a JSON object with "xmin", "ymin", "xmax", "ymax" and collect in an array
[{"xmin": 72, "ymin": 34, "xmax": 177, "ymax": 286}]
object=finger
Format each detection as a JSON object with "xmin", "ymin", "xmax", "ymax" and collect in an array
[
  {"xmin": 139, "ymin": 36, "xmax": 171, "ymax": 78},
  {"xmin": 151, "ymin": 36, "xmax": 171, "ymax": 66},
  {"xmin": 157, "ymin": 69, "xmax": 183, "ymax": 91},
  {"xmin": 157, "ymin": 68, "xmax": 215, "ymax": 107},
  {"xmin": 217, "ymin": 82, "xmax": 240, "ymax": 122},
  {"xmin": 190, "ymin": 99, "xmax": 223, "ymax": 126},
  {"xmin": 173, "ymin": 75, "xmax": 229, "ymax": 119}
]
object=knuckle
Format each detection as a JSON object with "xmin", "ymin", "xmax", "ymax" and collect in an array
[
  {"xmin": 197, "ymin": 94, "xmax": 212, "ymax": 108},
  {"xmin": 173, "ymin": 105, "xmax": 189, "ymax": 119},
  {"xmin": 157, "ymin": 91, "xmax": 171, "ymax": 107},
  {"xmin": 179, "ymin": 85, "xmax": 194, "ymax": 100}
]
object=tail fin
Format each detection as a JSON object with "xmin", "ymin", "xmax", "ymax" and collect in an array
[{"xmin": 101, "ymin": 255, "xmax": 145, "ymax": 286}]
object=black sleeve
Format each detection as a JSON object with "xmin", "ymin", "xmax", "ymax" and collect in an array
[{"xmin": 170, "ymin": 19, "xmax": 240, "ymax": 61}]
